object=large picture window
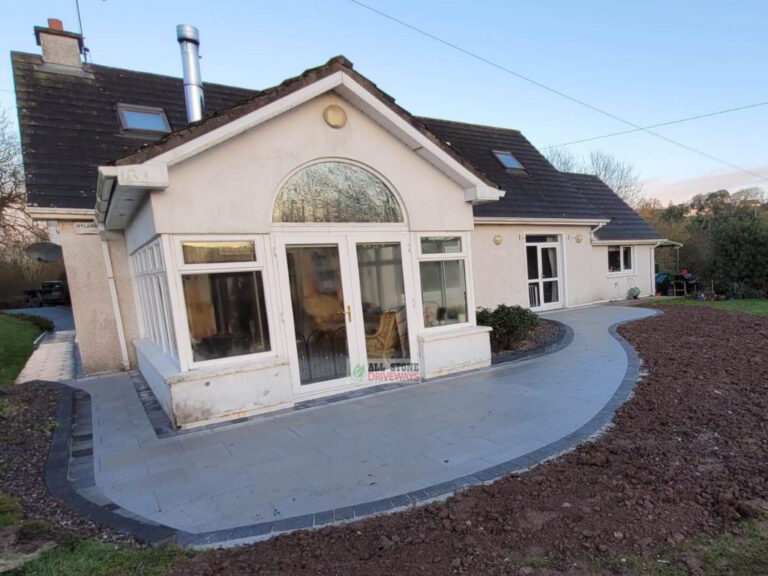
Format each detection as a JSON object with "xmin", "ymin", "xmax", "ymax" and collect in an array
[
  {"xmin": 608, "ymin": 245, "xmax": 633, "ymax": 273},
  {"xmin": 418, "ymin": 236, "xmax": 468, "ymax": 328},
  {"xmin": 176, "ymin": 238, "xmax": 272, "ymax": 364},
  {"xmin": 182, "ymin": 271, "xmax": 270, "ymax": 362}
]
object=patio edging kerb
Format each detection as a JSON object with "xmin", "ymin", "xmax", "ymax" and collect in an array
[{"xmin": 45, "ymin": 309, "xmax": 660, "ymax": 548}]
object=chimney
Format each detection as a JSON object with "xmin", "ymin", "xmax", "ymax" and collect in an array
[
  {"xmin": 176, "ymin": 25, "xmax": 205, "ymax": 123},
  {"xmin": 34, "ymin": 18, "xmax": 84, "ymax": 67}
]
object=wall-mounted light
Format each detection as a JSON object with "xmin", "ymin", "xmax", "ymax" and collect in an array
[
  {"xmin": 493, "ymin": 234, "xmax": 503, "ymax": 246},
  {"xmin": 575, "ymin": 233, "xmax": 584, "ymax": 244}
]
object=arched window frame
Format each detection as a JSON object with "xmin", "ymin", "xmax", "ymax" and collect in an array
[{"xmin": 271, "ymin": 159, "xmax": 408, "ymax": 229}]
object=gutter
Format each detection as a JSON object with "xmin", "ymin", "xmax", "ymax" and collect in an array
[{"xmin": 474, "ymin": 217, "xmax": 610, "ymax": 226}]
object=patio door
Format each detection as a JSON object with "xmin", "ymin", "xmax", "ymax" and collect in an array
[
  {"xmin": 526, "ymin": 235, "xmax": 562, "ymax": 311},
  {"xmin": 275, "ymin": 233, "xmax": 415, "ymax": 397}
]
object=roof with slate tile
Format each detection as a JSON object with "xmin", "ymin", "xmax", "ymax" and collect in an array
[
  {"xmin": 11, "ymin": 51, "xmax": 660, "ymax": 240},
  {"xmin": 562, "ymin": 172, "xmax": 662, "ymax": 241},
  {"xmin": 11, "ymin": 51, "xmax": 256, "ymax": 209}
]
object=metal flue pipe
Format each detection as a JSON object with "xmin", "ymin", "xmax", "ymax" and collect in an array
[{"xmin": 176, "ymin": 24, "xmax": 204, "ymax": 123}]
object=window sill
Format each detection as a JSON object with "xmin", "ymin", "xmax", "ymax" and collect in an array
[
  {"xmin": 168, "ymin": 354, "xmax": 289, "ymax": 385},
  {"xmin": 607, "ymin": 270, "xmax": 636, "ymax": 278},
  {"xmin": 419, "ymin": 324, "xmax": 491, "ymax": 343}
]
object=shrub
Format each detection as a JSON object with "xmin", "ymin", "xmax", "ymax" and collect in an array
[
  {"xmin": 2, "ymin": 312, "xmax": 54, "ymax": 333},
  {"xmin": 476, "ymin": 304, "xmax": 539, "ymax": 353}
]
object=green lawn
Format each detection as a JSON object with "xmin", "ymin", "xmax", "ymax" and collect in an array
[
  {"xmin": 654, "ymin": 298, "xmax": 768, "ymax": 316},
  {"xmin": 0, "ymin": 314, "xmax": 43, "ymax": 386},
  {"xmin": 8, "ymin": 539, "xmax": 193, "ymax": 576}
]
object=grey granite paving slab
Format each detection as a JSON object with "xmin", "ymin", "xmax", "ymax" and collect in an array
[{"xmin": 56, "ymin": 305, "xmax": 656, "ymax": 547}]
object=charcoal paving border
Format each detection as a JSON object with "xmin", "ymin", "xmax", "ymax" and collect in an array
[{"xmin": 45, "ymin": 311, "xmax": 658, "ymax": 548}]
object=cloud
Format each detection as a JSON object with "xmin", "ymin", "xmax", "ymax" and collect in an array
[{"xmin": 643, "ymin": 165, "xmax": 768, "ymax": 204}]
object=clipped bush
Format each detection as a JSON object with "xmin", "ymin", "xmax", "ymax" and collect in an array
[
  {"xmin": 2, "ymin": 312, "xmax": 54, "ymax": 333},
  {"xmin": 476, "ymin": 304, "xmax": 539, "ymax": 353}
]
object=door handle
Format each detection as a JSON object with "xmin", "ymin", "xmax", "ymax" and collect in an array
[{"xmin": 346, "ymin": 305, "xmax": 352, "ymax": 322}]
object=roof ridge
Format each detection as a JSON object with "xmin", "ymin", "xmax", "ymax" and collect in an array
[
  {"xmin": 11, "ymin": 50, "xmax": 259, "ymax": 94},
  {"xmin": 417, "ymin": 116, "xmax": 522, "ymax": 135}
]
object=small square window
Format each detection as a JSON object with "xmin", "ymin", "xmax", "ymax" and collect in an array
[
  {"xmin": 117, "ymin": 103, "xmax": 170, "ymax": 133},
  {"xmin": 493, "ymin": 150, "xmax": 524, "ymax": 170}
]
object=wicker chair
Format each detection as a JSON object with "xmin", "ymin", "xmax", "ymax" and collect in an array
[{"xmin": 365, "ymin": 312, "xmax": 398, "ymax": 361}]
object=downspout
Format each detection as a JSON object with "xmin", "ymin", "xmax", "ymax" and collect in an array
[{"xmin": 101, "ymin": 236, "xmax": 130, "ymax": 371}]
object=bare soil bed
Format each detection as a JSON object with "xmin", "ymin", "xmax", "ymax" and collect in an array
[
  {"xmin": 167, "ymin": 306, "xmax": 768, "ymax": 575},
  {"xmin": 0, "ymin": 382, "xmax": 130, "ymax": 544},
  {"xmin": 492, "ymin": 318, "xmax": 561, "ymax": 363}
]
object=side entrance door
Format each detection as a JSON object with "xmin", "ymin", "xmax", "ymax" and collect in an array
[
  {"xmin": 525, "ymin": 235, "xmax": 563, "ymax": 311},
  {"xmin": 274, "ymin": 232, "xmax": 416, "ymax": 398}
]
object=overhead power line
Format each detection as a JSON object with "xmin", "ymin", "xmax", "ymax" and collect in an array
[
  {"xmin": 547, "ymin": 100, "xmax": 768, "ymax": 148},
  {"xmin": 348, "ymin": 0, "xmax": 768, "ymax": 183}
]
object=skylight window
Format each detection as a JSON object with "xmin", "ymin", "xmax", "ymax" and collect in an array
[
  {"xmin": 117, "ymin": 103, "xmax": 170, "ymax": 134},
  {"xmin": 493, "ymin": 150, "xmax": 524, "ymax": 171}
]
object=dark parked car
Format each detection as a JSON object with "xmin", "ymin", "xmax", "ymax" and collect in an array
[{"xmin": 23, "ymin": 281, "xmax": 69, "ymax": 307}]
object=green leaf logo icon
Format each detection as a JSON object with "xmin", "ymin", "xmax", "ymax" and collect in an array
[{"xmin": 352, "ymin": 364, "xmax": 365, "ymax": 381}]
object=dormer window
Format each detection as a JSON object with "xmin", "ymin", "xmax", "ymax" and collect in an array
[
  {"xmin": 493, "ymin": 150, "xmax": 524, "ymax": 171},
  {"xmin": 117, "ymin": 103, "xmax": 170, "ymax": 134}
]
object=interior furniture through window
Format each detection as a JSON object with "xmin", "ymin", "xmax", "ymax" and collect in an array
[{"xmin": 418, "ymin": 236, "xmax": 468, "ymax": 327}]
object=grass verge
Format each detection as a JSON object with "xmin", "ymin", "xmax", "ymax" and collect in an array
[
  {"xmin": 7, "ymin": 538, "xmax": 193, "ymax": 576},
  {"xmin": 0, "ymin": 314, "xmax": 44, "ymax": 385},
  {"xmin": 596, "ymin": 520, "xmax": 768, "ymax": 575},
  {"xmin": 653, "ymin": 298, "xmax": 768, "ymax": 316}
]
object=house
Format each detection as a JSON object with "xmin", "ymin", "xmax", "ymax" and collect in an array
[{"xmin": 12, "ymin": 20, "xmax": 661, "ymax": 428}]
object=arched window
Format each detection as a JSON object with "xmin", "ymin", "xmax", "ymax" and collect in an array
[{"xmin": 273, "ymin": 162, "xmax": 404, "ymax": 223}]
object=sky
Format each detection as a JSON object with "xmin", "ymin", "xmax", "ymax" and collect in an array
[{"xmin": 1, "ymin": 0, "xmax": 767, "ymax": 204}]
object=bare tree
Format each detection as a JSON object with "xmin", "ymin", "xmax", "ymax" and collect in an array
[
  {"xmin": 731, "ymin": 186, "xmax": 766, "ymax": 204},
  {"xmin": 543, "ymin": 147, "xmax": 645, "ymax": 208},
  {"xmin": 0, "ymin": 107, "xmax": 42, "ymax": 251}
]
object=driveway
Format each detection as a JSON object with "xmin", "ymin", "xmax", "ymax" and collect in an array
[
  {"xmin": 70, "ymin": 305, "xmax": 654, "ymax": 546},
  {"xmin": 5, "ymin": 306, "xmax": 74, "ymax": 331},
  {"xmin": 10, "ymin": 306, "xmax": 76, "ymax": 383}
]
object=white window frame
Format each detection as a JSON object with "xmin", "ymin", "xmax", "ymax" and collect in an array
[
  {"xmin": 170, "ymin": 235, "xmax": 279, "ymax": 371},
  {"xmin": 413, "ymin": 232, "xmax": 476, "ymax": 332},
  {"xmin": 130, "ymin": 238, "xmax": 177, "ymax": 359},
  {"xmin": 117, "ymin": 103, "xmax": 171, "ymax": 134},
  {"xmin": 608, "ymin": 245, "xmax": 635, "ymax": 275}
]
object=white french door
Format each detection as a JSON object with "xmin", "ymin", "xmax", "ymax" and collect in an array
[
  {"xmin": 273, "ymin": 232, "xmax": 416, "ymax": 398},
  {"xmin": 526, "ymin": 236, "xmax": 562, "ymax": 311}
]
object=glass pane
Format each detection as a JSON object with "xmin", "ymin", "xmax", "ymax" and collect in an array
[
  {"xmin": 493, "ymin": 150, "xmax": 524, "ymax": 170},
  {"xmin": 526, "ymin": 235, "xmax": 558, "ymax": 243},
  {"xmin": 608, "ymin": 246, "xmax": 621, "ymax": 272},
  {"xmin": 420, "ymin": 236, "xmax": 461, "ymax": 255},
  {"xmin": 182, "ymin": 271, "xmax": 270, "ymax": 362},
  {"xmin": 182, "ymin": 241, "xmax": 255, "ymax": 264},
  {"xmin": 273, "ymin": 162, "xmax": 403, "ymax": 223},
  {"xmin": 543, "ymin": 281, "xmax": 559, "ymax": 304},
  {"xmin": 122, "ymin": 109, "xmax": 168, "ymax": 132},
  {"xmin": 420, "ymin": 260, "xmax": 467, "ymax": 328},
  {"xmin": 622, "ymin": 246, "xmax": 632, "ymax": 270},
  {"xmin": 357, "ymin": 243, "xmax": 409, "ymax": 370},
  {"xmin": 526, "ymin": 245, "xmax": 538, "ymax": 280},
  {"xmin": 528, "ymin": 283, "xmax": 540, "ymax": 308},
  {"xmin": 541, "ymin": 247, "xmax": 558, "ymax": 279},
  {"xmin": 287, "ymin": 246, "xmax": 349, "ymax": 384}
]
